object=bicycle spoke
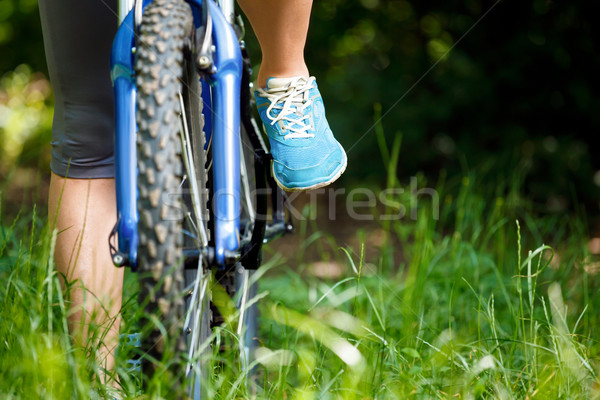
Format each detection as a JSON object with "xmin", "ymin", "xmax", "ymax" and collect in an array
[
  {"xmin": 187, "ymin": 272, "xmax": 210, "ymax": 375},
  {"xmin": 182, "ymin": 263, "xmax": 202, "ymax": 337},
  {"xmin": 178, "ymin": 92, "xmax": 209, "ymax": 247},
  {"xmin": 239, "ymin": 136, "xmax": 255, "ymax": 224}
]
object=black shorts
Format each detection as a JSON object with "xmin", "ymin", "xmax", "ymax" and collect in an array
[{"xmin": 39, "ymin": 0, "xmax": 118, "ymax": 178}]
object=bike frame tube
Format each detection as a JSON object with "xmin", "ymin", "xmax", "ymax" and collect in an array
[{"xmin": 112, "ymin": 0, "xmax": 242, "ymax": 267}]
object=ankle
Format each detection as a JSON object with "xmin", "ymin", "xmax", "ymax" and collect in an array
[{"xmin": 257, "ymin": 64, "xmax": 309, "ymax": 88}]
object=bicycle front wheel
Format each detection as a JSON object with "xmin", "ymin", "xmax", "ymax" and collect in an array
[{"xmin": 135, "ymin": 0, "xmax": 211, "ymax": 397}]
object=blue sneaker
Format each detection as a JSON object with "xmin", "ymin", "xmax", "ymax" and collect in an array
[{"xmin": 255, "ymin": 76, "xmax": 347, "ymax": 191}]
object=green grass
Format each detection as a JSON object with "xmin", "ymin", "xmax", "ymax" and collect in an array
[{"xmin": 1, "ymin": 162, "xmax": 600, "ymax": 399}]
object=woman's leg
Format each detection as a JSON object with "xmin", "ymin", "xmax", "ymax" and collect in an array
[
  {"xmin": 237, "ymin": 0, "xmax": 312, "ymax": 87},
  {"xmin": 239, "ymin": 0, "xmax": 347, "ymax": 191},
  {"xmin": 40, "ymin": 0, "xmax": 120, "ymax": 381},
  {"xmin": 48, "ymin": 173, "xmax": 123, "ymax": 381}
]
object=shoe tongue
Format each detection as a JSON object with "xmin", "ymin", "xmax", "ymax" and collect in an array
[{"xmin": 266, "ymin": 76, "xmax": 307, "ymax": 90}]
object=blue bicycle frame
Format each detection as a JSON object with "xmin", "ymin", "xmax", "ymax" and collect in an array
[{"xmin": 110, "ymin": 0, "xmax": 243, "ymax": 268}]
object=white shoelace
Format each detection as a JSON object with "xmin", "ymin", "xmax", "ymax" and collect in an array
[{"xmin": 257, "ymin": 77, "xmax": 316, "ymax": 140}]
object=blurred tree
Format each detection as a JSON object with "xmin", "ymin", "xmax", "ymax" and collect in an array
[
  {"xmin": 0, "ymin": 0, "xmax": 50, "ymax": 175},
  {"xmin": 0, "ymin": 0, "xmax": 46, "ymax": 74},
  {"xmin": 296, "ymin": 0, "xmax": 599, "ymax": 212},
  {"xmin": 0, "ymin": 65, "xmax": 53, "ymax": 172}
]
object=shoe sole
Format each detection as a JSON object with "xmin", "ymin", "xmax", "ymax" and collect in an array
[{"xmin": 272, "ymin": 150, "xmax": 348, "ymax": 192}]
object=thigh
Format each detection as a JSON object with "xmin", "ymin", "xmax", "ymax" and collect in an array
[{"xmin": 39, "ymin": 0, "xmax": 119, "ymax": 178}]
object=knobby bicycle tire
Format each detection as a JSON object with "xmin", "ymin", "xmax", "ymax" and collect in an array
[
  {"xmin": 135, "ymin": 0, "xmax": 262, "ymax": 397},
  {"xmin": 135, "ymin": 0, "xmax": 210, "ymax": 396}
]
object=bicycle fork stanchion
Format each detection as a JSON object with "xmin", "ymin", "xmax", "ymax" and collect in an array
[
  {"xmin": 189, "ymin": 0, "xmax": 243, "ymax": 267},
  {"xmin": 110, "ymin": 9, "xmax": 138, "ymax": 268}
]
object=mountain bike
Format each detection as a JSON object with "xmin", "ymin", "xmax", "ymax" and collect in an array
[{"xmin": 108, "ymin": 0, "xmax": 292, "ymax": 396}]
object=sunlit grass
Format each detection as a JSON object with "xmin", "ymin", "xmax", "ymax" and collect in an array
[{"xmin": 1, "ymin": 154, "xmax": 600, "ymax": 399}]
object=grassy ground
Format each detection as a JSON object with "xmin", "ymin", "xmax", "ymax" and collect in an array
[{"xmin": 1, "ymin": 162, "xmax": 600, "ymax": 399}]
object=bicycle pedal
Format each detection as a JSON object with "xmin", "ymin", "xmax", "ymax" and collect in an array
[
  {"xmin": 118, "ymin": 333, "xmax": 142, "ymax": 373},
  {"xmin": 126, "ymin": 358, "xmax": 142, "ymax": 373},
  {"xmin": 120, "ymin": 332, "xmax": 141, "ymax": 347}
]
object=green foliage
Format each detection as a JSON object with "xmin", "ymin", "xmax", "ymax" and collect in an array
[
  {"xmin": 5, "ymin": 137, "xmax": 599, "ymax": 398},
  {"xmin": 0, "ymin": 64, "xmax": 53, "ymax": 173},
  {"xmin": 252, "ymin": 165, "xmax": 599, "ymax": 399},
  {"xmin": 0, "ymin": 208, "xmax": 85, "ymax": 398},
  {"xmin": 0, "ymin": 0, "xmax": 46, "ymax": 74},
  {"xmin": 0, "ymin": 203, "xmax": 143, "ymax": 398},
  {"xmin": 1, "ymin": 1, "xmax": 600, "ymax": 396}
]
